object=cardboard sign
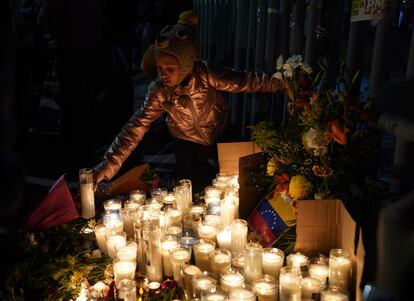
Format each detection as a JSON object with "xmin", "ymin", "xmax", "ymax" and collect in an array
[{"xmin": 217, "ymin": 142, "xmax": 261, "ymax": 175}]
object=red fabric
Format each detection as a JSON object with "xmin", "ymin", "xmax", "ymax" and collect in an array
[{"xmin": 24, "ymin": 175, "xmax": 80, "ymax": 231}]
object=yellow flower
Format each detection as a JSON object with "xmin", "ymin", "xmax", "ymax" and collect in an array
[
  {"xmin": 266, "ymin": 157, "xmax": 278, "ymax": 176},
  {"xmin": 288, "ymin": 175, "xmax": 313, "ymax": 200}
]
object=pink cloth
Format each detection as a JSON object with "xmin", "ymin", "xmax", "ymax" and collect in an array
[{"xmin": 24, "ymin": 175, "xmax": 80, "ymax": 231}]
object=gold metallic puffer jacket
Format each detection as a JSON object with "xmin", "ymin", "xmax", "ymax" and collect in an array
[{"xmin": 94, "ymin": 61, "xmax": 284, "ymax": 180}]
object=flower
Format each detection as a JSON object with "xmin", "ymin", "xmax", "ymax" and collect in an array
[
  {"xmin": 266, "ymin": 157, "xmax": 278, "ymax": 176},
  {"xmin": 288, "ymin": 175, "xmax": 313, "ymax": 200},
  {"xmin": 302, "ymin": 127, "xmax": 330, "ymax": 156}
]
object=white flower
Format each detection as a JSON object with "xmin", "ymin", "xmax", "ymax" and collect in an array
[
  {"xmin": 300, "ymin": 62, "xmax": 313, "ymax": 74},
  {"xmin": 283, "ymin": 63, "xmax": 294, "ymax": 78},
  {"xmin": 302, "ymin": 128, "xmax": 329, "ymax": 156},
  {"xmin": 273, "ymin": 71, "xmax": 283, "ymax": 80},
  {"xmin": 75, "ymin": 288, "xmax": 88, "ymax": 301},
  {"xmin": 90, "ymin": 249, "xmax": 102, "ymax": 259},
  {"xmin": 286, "ymin": 55, "xmax": 303, "ymax": 69},
  {"xmin": 276, "ymin": 55, "xmax": 284, "ymax": 70}
]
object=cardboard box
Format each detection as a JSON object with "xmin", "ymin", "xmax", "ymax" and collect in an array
[
  {"xmin": 217, "ymin": 142, "xmax": 262, "ymax": 175},
  {"xmin": 296, "ymin": 199, "xmax": 365, "ymax": 301}
]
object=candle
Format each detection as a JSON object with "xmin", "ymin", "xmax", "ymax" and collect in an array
[
  {"xmin": 228, "ymin": 286, "xmax": 256, "ymax": 301},
  {"xmin": 243, "ymin": 242, "xmax": 263, "ymax": 284},
  {"xmin": 182, "ymin": 264, "xmax": 202, "ymax": 300},
  {"xmin": 189, "ymin": 204, "xmax": 206, "ymax": 216},
  {"xmin": 116, "ymin": 241, "xmax": 138, "ymax": 261},
  {"xmin": 162, "ymin": 193, "xmax": 176, "ymax": 210},
  {"xmin": 103, "ymin": 212, "xmax": 124, "ymax": 233},
  {"xmin": 220, "ymin": 268, "xmax": 244, "ymax": 293},
  {"xmin": 198, "ymin": 222, "xmax": 217, "ymax": 242},
  {"xmin": 193, "ymin": 239, "xmax": 216, "ymax": 272},
  {"xmin": 165, "ymin": 208, "xmax": 182, "ymax": 227},
  {"xmin": 262, "ymin": 247, "xmax": 284, "ymax": 279},
  {"xmin": 151, "ymin": 187, "xmax": 167, "ymax": 202},
  {"xmin": 205, "ymin": 186, "xmax": 222, "ymax": 198},
  {"xmin": 309, "ymin": 263, "xmax": 329, "ymax": 284},
  {"xmin": 166, "ymin": 225, "xmax": 182, "ymax": 236},
  {"xmin": 120, "ymin": 208, "xmax": 136, "ymax": 239},
  {"xmin": 94, "ymin": 222, "xmax": 109, "ymax": 254},
  {"xmin": 321, "ymin": 289, "xmax": 349, "ymax": 301},
  {"xmin": 129, "ymin": 189, "xmax": 146, "ymax": 205},
  {"xmin": 232, "ymin": 252, "xmax": 245, "ymax": 269},
  {"xmin": 179, "ymin": 179, "xmax": 192, "ymax": 204},
  {"xmin": 221, "ymin": 197, "xmax": 235, "ymax": 226},
  {"xmin": 210, "ymin": 248, "xmax": 232, "ymax": 278},
  {"xmin": 231, "ymin": 219, "xmax": 247, "ymax": 254},
  {"xmin": 173, "ymin": 185, "xmax": 190, "ymax": 215},
  {"xmin": 106, "ymin": 231, "xmax": 127, "ymax": 259},
  {"xmin": 204, "ymin": 214, "xmax": 221, "ymax": 227},
  {"xmin": 252, "ymin": 275, "xmax": 278, "ymax": 301},
  {"xmin": 116, "ymin": 279, "xmax": 136, "ymax": 301},
  {"xmin": 286, "ymin": 252, "xmax": 308, "ymax": 269},
  {"xmin": 216, "ymin": 225, "xmax": 232, "ymax": 250},
  {"xmin": 301, "ymin": 277, "xmax": 324, "ymax": 299},
  {"xmin": 123, "ymin": 200, "xmax": 140, "ymax": 211},
  {"xmin": 103, "ymin": 198, "xmax": 122, "ymax": 212},
  {"xmin": 161, "ymin": 236, "xmax": 179, "ymax": 277},
  {"xmin": 79, "ymin": 168, "xmax": 95, "ymax": 218},
  {"xmin": 113, "ymin": 259, "xmax": 136, "ymax": 287},
  {"xmin": 192, "ymin": 272, "xmax": 217, "ymax": 298},
  {"xmin": 279, "ymin": 266, "xmax": 302, "ymax": 301},
  {"xmin": 169, "ymin": 247, "xmax": 192, "ymax": 285},
  {"xmin": 329, "ymin": 249, "xmax": 352, "ymax": 292},
  {"xmin": 201, "ymin": 289, "xmax": 227, "ymax": 300},
  {"xmin": 144, "ymin": 225, "xmax": 162, "ymax": 282}
]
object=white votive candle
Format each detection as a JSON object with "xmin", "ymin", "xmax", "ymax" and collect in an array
[
  {"xmin": 321, "ymin": 289, "xmax": 349, "ymax": 301},
  {"xmin": 286, "ymin": 252, "xmax": 308, "ymax": 269},
  {"xmin": 279, "ymin": 266, "xmax": 302, "ymax": 301},
  {"xmin": 116, "ymin": 241, "xmax": 137, "ymax": 261},
  {"xmin": 210, "ymin": 248, "xmax": 232, "ymax": 278},
  {"xmin": 193, "ymin": 239, "xmax": 216, "ymax": 272},
  {"xmin": 198, "ymin": 222, "xmax": 217, "ymax": 242},
  {"xmin": 221, "ymin": 197, "xmax": 236, "ymax": 226},
  {"xmin": 106, "ymin": 231, "xmax": 127, "ymax": 259},
  {"xmin": 94, "ymin": 222, "xmax": 109, "ymax": 254},
  {"xmin": 102, "ymin": 212, "xmax": 124, "ymax": 233},
  {"xmin": 182, "ymin": 264, "xmax": 202, "ymax": 300},
  {"xmin": 169, "ymin": 247, "xmax": 192, "ymax": 285},
  {"xmin": 120, "ymin": 208, "xmax": 136, "ymax": 239},
  {"xmin": 113, "ymin": 259, "xmax": 136, "ymax": 287},
  {"xmin": 301, "ymin": 276, "xmax": 324, "ymax": 299},
  {"xmin": 252, "ymin": 276, "xmax": 278, "ymax": 301},
  {"xmin": 262, "ymin": 247, "xmax": 284, "ymax": 279},
  {"xmin": 220, "ymin": 268, "xmax": 245, "ymax": 293},
  {"xmin": 104, "ymin": 198, "xmax": 122, "ymax": 212},
  {"xmin": 79, "ymin": 168, "xmax": 95, "ymax": 219},
  {"xmin": 216, "ymin": 225, "xmax": 232, "ymax": 250},
  {"xmin": 309, "ymin": 263, "xmax": 329, "ymax": 284},
  {"xmin": 231, "ymin": 219, "xmax": 248, "ymax": 254},
  {"xmin": 205, "ymin": 186, "xmax": 222, "ymax": 198},
  {"xmin": 192, "ymin": 272, "xmax": 217, "ymax": 298},
  {"xmin": 129, "ymin": 189, "xmax": 146, "ymax": 204},
  {"xmin": 229, "ymin": 286, "xmax": 256, "ymax": 301},
  {"xmin": 243, "ymin": 242, "xmax": 263, "ymax": 284},
  {"xmin": 329, "ymin": 249, "xmax": 352, "ymax": 292},
  {"xmin": 161, "ymin": 237, "xmax": 179, "ymax": 277}
]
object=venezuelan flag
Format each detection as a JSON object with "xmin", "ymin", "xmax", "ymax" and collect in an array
[{"xmin": 248, "ymin": 190, "xmax": 296, "ymax": 247}]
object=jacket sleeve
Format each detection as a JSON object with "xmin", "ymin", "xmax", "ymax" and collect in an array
[
  {"xmin": 94, "ymin": 82, "xmax": 165, "ymax": 180},
  {"xmin": 205, "ymin": 63, "xmax": 285, "ymax": 93}
]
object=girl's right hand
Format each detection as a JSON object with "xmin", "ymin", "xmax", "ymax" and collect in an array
[{"xmin": 93, "ymin": 170, "xmax": 107, "ymax": 192}]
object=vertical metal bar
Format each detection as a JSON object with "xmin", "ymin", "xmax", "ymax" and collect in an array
[
  {"xmin": 406, "ymin": 26, "xmax": 414, "ymax": 78},
  {"xmin": 278, "ymin": 0, "xmax": 290, "ymax": 58},
  {"xmin": 345, "ymin": 20, "xmax": 369, "ymax": 96},
  {"xmin": 289, "ymin": 0, "xmax": 306, "ymax": 55},
  {"xmin": 304, "ymin": 0, "xmax": 318, "ymax": 67},
  {"xmin": 368, "ymin": 16, "xmax": 394, "ymax": 100},
  {"xmin": 264, "ymin": 0, "xmax": 279, "ymax": 73}
]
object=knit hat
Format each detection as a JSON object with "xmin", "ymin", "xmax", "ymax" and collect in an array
[{"xmin": 140, "ymin": 11, "xmax": 199, "ymax": 83}]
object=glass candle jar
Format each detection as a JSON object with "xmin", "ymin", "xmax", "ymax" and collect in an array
[
  {"xmin": 228, "ymin": 284, "xmax": 256, "ymax": 301},
  {"xmin": 161, "ymin": 235, "xmax": 179, "ymax": 277},
  {"xmin": 192, "ymin": 272, "xmax": 217, "ymax": 299},
  {"xmin": 103, "ymin": 198, "xmax": 122, "ymax": 212},
  {"xmin": 286, "ymin": 252, "xmax": 309, "ymax": 270},
  {"xmin": 129, "ymin": 189, "xmax": 146, "ymax": 205},
  {"xmin": 197, "ymin": 221, "xmax": 218, "ymax": 242},
  {"xmin": 169, "ymin": 246, "xmax": 192, "ymax": 285},
  {"xmin": 262, "ymin": 247, "xmax": 284, "ymax": 279},
  {"xmin": 116, "ymin": 279, "xmax": 136, "ymax": 301},
  {"xmin": 182, "ymin": 264, "xmax": 202, "ymax": 300},
  {"xmin": 329, "ymin": 249, "xmax": 352, "ymax": 292},
  {"xmin": 321, "ymin": 288, "xmax": 349, "ymax": 301},
  {"xmin": 301, "ymin": 276, "xmax": 325, "ymax": 299},
  {"xmin": 252, "ymin": 275, "xmax": 278, "ymax": 301},
  {"xmin": 102, "ymin": 212, "xmax": 124, "ymax": 233},
  {"xmin": 243, "ymin": 242, "xmax": 263, "ymax": 284},
  {"xmin": 279, "ymin": 266, "xmax": 302, "ymax": 301},
  {"xmin": 113, "ymin": 258, "xmax": 136, "ymax": 288},
  {"xmin": 210, "ymin": 248, "xmax": 232, "ymax": 278},
  {"xmin": 201, "ymin": 288, "xmax": 227, "ymax": 301},
  {"xmin": 106, "ymin": 231, "xmax": 127, "ymax": 259},
  {"xmin": 220, "ymin": 268, "xmax": 244, "ymax": 293},
  {"xmin": 230, "ymin": 219, "xmax": 247, "ymax": 255},
  {"xmin": 308, "ymin": 256, "xmax": 329, "ymax": 285},
  {"xmin": 216, "ymin": 225, "xmax": 232, "ymax": 250},
  {"xmin": 193, "ymin": 239, "xmax": 216, "ymax": 272}
]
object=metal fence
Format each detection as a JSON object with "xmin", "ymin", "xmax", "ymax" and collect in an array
[{"xmin": 192, "ymin": 0, "xmax": 414, "ymax": 139}]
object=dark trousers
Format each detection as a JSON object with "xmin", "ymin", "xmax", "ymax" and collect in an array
[{"xmin": 174, "ymin": 139, "xmax": 219, "ymax": 195}]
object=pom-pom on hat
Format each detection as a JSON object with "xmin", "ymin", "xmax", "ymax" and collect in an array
[{"xmin": 140, "ymin": 11, "xmax": 199, "ymax": 83}]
